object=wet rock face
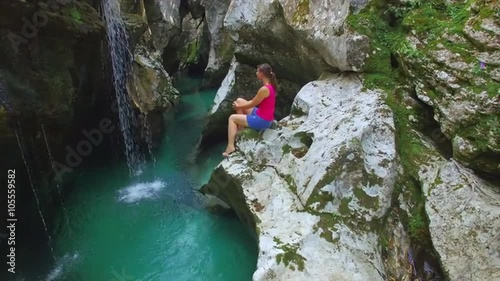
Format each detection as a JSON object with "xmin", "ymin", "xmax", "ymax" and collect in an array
[
  {"xmin": 144, "ymin": 0, "xmax": 182, "ymax": 51},
  {"xmin": 0, "ymin": 0, "xmax": 105, "ymax": 124},
  {"xmin": 204, "ymin": 73, "xmax": 398, "ymax": 280},
  {"xmin": 127, "ymin": 44, "xmax": 180, "ymax": 113},
  {"xmin": 117, "ymin": 0, "xmax": 181, "ymax": 115},
  {"xmin": 187, "ymin": 0, "xmax": 204, "ymax": 19},
  {"xmin": 0, "ymin": 0, "xmax": 109, "ymax": 224}
]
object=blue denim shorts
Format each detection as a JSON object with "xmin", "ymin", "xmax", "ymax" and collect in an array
[{"xmin": 247, "ymin": 108, "xmax": 272, "ymax": 130}]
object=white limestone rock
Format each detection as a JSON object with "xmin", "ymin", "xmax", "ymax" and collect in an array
[
  {"xmin": 201, "ymin": 0, "xmax": 234, "ymax": 86},
  {"xmin": 203, "ymin": 73, "xmax": 398, "ymax": 280},
  {"xmin": 417, "ymin": 157, "xmax": 500, "ymax": 280}
]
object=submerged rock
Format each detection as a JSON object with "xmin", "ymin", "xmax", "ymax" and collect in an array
[{"xmin": 204, "ymin": 73, "xmax": 398, "ymax": 280}]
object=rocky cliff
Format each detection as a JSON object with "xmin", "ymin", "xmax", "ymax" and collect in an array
[
  {"xmin": 202, "ymin": 0, "xmax": 500, "ymax": 280},
  {"xmin": 0, "ymin": 0, "xmax": 180, "ymax": 230}
]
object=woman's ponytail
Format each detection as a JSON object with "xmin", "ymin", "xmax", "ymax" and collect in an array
[
  {"xmin": 258, "ymin": 63, "xmax": 278, "ymax": 92},
  {"xmin": 270, "ymin": 72, "xmax": 278, "ymax": 92}
]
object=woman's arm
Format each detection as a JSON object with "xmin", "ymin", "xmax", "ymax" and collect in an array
[{"xmin": 234, "ymin": 87, "xmax": 270, "ymax": 110}]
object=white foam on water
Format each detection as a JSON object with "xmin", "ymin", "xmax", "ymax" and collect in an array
[
  {"xmin": 45, "ymin": 253, "xmax": 80, "ymax": 281},
  {"xmin": 118, "ymin": 180, "xmax": 167, "ymax": 203}
]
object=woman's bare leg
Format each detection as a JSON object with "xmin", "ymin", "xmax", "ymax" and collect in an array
[
  {"xmin": 234, "ymin": 98, "xmax": 255, "ymax": 131},
  {"xmin": 223, "ymin": 114, "xmax": 248, "ymax": 157}
]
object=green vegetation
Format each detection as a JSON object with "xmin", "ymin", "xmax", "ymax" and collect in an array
[
  {"xmin": 239, "ymin": 128, "xmax": 263, "ymax": 141},
  {"xmin": 353, "ymin": 188, "xmax": 380, "ymax": 209},
  {"xmin": 346, "ymin": 0, "xmax": 499, "ymax": 95},
  {"xmin": 283, "ymin": 174, "xmax": 298, "ymax": 194},
  {"xmin": 69, "ymin": 7, "xmax": 83, "ymax": 23},
  {"xmin": 181, "ymin": 39, "xmax": 201, "ymax": 66},
  {"xmin": 408, "ymin": 212, "xmax": 427, "ymax": 240},
  {"xmin": 398, "ymin": 177, "xmax": 432, "ymax": 243},
  {"xmin": 313, "ymin": 214, "xmax": 341, "ymax": 243},
  {"xmin": 458, "ymin": 114, "xmax": 499, "ymax": 151},
  {"xmin": 292, "ymin": 0, "xmax": 310, "ymax": 25},
  {"xmin": 385, "ymin": 90, "xmax": 428, "ymax": 175},
  {"xmin": 282, "ymin": 144, "xmax": 292, "ymax": 155},
  {"xmin": 275, "ymin": 243, "xmax": 307, "ymax": 271},
  {"xmin": 290, "ymin": 104, "xmax": 306, "ymax": 117},
  {"xmin": 294, "ymin": 131, "xmax": 313, "ymax": 147},
  {"xmin": 346, "ymin": 0, "xmax": 404, "ymax": 91},
  {"xmin": 338, "ymin": 197, "xmax": 352, "ymax": 216}
]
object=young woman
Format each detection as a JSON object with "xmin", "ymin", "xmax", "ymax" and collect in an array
[{"xmin": 222, "ymin": 63, "xmax": 277, "ymax": 157}]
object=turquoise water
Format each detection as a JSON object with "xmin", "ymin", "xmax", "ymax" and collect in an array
[{"xmin": 16, "ymin": 77, "xmax": 257, "ymax": 281}]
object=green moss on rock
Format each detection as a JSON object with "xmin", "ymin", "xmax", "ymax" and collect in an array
[
  {"xmin": 238, "ymin": 128, "xmax": 264, "ymax": 141},
  {"xmin": 290, "ymin": 104, "xmax": 306, "ymax": 117},
  {"xmin": 283, "ymin": 174, "xmax": 298, "ymax": 194},
  {"xmin": 338, "ymin": 197, "xmax": 352, "ymax": 216},
  {"xmin": 353, "ymin": 188, "xmax": 380, "ymax": 209},
  {"xmin": 178, "ymin": 39, "xmax": 202, "ymax": 68},
  {"xmin": 276, "ymin": 243, "xmax": 306, "ymax": 271},
  {"xmin": 292, "ymin": 0, "xmax": 310, "ymax": 25},
  {"xmin": 346, "ymin": 0, "xmax": 403, "ymax": 91},
  {"xmin": 313, "ymin": 214, "xmax": 341, "ymax": 243},
  {"xmin": 282, "ymin": 144, "xmax": 292, "ymax": 154},
  {"xmin": 69, "ymin": 7, "xmax": 82, "ymax": 23},
  {"xmin": 294, "ymin": 131, "xmax": 313, "ymax": 147}
]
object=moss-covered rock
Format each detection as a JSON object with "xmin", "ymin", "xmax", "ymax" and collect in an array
[
  {"xmin": 347, "ymin": 0, "xmax": 499, "ymax": 174},
  {"xmin": 0, "ymin": 0, "xmax": 110, "ymax": 238},
  {"xmin": 122, "ymin": 12, "xmax": 148, "ymax": 45},
  {"xmin": 0, "ymin": 1, "xmax": 104, "ymax": 49},
  {"xmin": 127, "ymin": 44, "xmax": 180, "ymax": 113}
]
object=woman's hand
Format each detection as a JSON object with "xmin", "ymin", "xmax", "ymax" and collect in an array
[{"xmin": 232, "ymin": 101, "xmax": 239, "ymax": 109}]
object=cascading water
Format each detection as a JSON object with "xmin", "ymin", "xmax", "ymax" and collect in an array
[
  {"xmin": 140, "ymin": 112, "xmax": 156, "ymax": 164},
  {"xmin": 14, "ymin": 120, "xmax": 56, "ymax": 260},
  {"xmin": 42, "ymin": 124, "xmax": 72, "ymax": 234},
  {"xmin": 1, "ymin": 75, "xmax": 56, "ymax": 260},
  {"xmin": 101, "ymin": 0, "xmax": 144, "ymax": 176}
]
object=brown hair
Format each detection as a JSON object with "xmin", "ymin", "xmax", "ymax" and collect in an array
[{"xmin": 257, "ymin": 63, "xmax": 278, "ymax": 92}]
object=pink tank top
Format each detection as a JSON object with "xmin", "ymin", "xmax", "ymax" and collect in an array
[{"xmin": 256, "ymin": 84, "xmax": 276, "ymax": 121}]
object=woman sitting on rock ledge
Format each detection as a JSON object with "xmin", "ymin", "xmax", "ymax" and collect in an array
[{"xmin": 222, "ymin": 63, "xmax": 277, "ymax": 157}]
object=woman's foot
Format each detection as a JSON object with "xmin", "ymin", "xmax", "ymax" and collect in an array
[{"xmin": 222, "ymin": 146, "xmax": 236, "ymax": 157}]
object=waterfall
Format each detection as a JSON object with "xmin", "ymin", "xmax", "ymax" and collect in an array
[
  {"xmin": 101, "ymin": 0, "xmax": 144, "ymax": 176},
  {"xmin": 14, "ymin": 120, "xmax": 56, "ymax": 261},
  {"xmin": 140, "ymin": 112, "xmax": 156, "ymax": 164},
  {"xmin": 42, "ymin": 124, "xmax": 72, "ymax": 235}
]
